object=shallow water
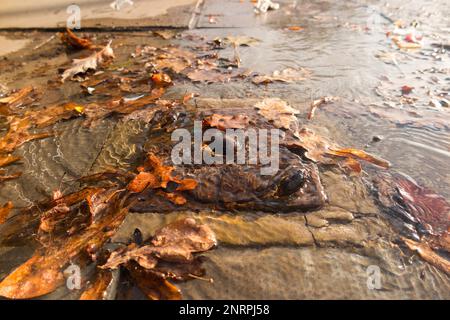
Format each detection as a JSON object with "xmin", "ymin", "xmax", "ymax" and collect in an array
[{"xmin": 0, "ymin": 0, "xmax": 449, "ymax": 299}]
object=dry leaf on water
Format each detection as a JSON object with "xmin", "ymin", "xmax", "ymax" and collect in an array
[
  {"xmin": 252, "ymin": 67, "xmax": 312, "ymax": 84},
  {"xmin": 62, "ymin": 41, "xmax": 115, "ymax": 82}
]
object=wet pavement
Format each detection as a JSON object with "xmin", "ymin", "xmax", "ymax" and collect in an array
[{"xmin": 0, "ymin": 0, "xmax": 449, "ymax": 299}]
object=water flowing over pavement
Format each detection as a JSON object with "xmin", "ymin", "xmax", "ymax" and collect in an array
[{"xmin": 0, "ymin": 0, "xmax": 449, "ymax": 299}]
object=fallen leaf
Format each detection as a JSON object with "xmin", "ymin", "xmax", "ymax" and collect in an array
[
  {"xmin": 151, "ymin": 73, "xmax": 173, "ymax": 87},
  {"xmin": 403, "ymin": 237, "xmax": 450, "ymax": 275},
  {"xmin": 0, "ymin": 86, "xmax": 33, "ymax": 106},
  {"xmin": 286, "ymin": 26, "xmax": 304, "ymax": 31},
  {"xmin": 127, "ymin": 153, "xmax": 197, "ymax": 204},
  {"xmin": 60, "ymin": 28, "xmax": 96, "ymax": 50},
  {"xmin": 102, "ymin": 218, "xmax": 216, "ymax": 269},
  {"xmin": 0, "ymin": 201, "xmax": 13, "ymax": 224},
  {"xmin": 62, "ymin": 41, "xmax": 115, "ymax": 82},
  {"xmin": 223, "ymin": 36, "xmax": 261, "ymax": 47},
  {"xmin": 252, "ymin": 67, "xmax": 312, "ymax": 84},
  {"xmin": 203, "ymin": 114, "xmax": 250, "ymax": 131},
  {"xmin": 126, "ymin": 263, "xmax": 182, "ymax": 300},
  {"xmin": 0, "ymin": 189, "xmax": 128, "ymax": 299},
  {"xmin": 79, "ymin": 270, "xmax": 114, "ymax": 300},
  {"xmin": 255, "ymin": 98, "xmax": 299, "ymax": 130},
  {"xmin": 0, "ymin": 155, "xmax": 20, "ymax": 168},
  {"xmin": 284, "ymin": 128, "xmax": 390, "ymax": 170},
  {"xmin": 308, "ymin": 96, "xmax": 339, "ymax": 120}
]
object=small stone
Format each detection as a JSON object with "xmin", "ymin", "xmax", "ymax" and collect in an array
[{"xmin": 372, "ymin": 135, "xmax": 383, "ymax": 142}]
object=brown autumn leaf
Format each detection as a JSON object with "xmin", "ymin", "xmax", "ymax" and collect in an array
[
  {"xmin": 62, "ymin": 41, "xmax": 115, "ymax": 82},
  {"xmin": 255, "ymin": 98, "xmax": 299, "ymax": 130},
  {"xmin": 0, "ymin": 189, "xmax": 128, "ymax": 299},
  {"xmin": 151, "ymin": 73, "xmax": 173, "ymax": 87},
  {"xmin": 102, "ymin": 218, "xmax": 216, "ymax": 270},
  {"xmin": 252, "ymin": 67, "xmax": 312, "ymax": 84},
  {"xmin": 60, "ymin": 28, "xmax": 96, "ymax": 50},
  {"xmin": 203, "ymin": 113, "xmax": 250, "ymax": 131},
  {"xmin": 0, "ymin": 170, "xmax": 22, "ymax": 183},
  {"xmin": 0, "ymin": 201, "xmax": 13, "ymax": 224},
  {"xmin": 79, "ymin": 270, "xmax": 114, "ymax": 300},
  {"xmin": 0, "ymin": 155, "xmax": 20, "ymax": 168},
  {"xmin": 284, "ymin": 128, "xmax": 390, "ymax": 171},
  {"xmin": 82, "ymin": 88, "xmax": 165, "ymax": 126},
  {"xmin": 0, "ymin": 86, "xmax": 33, "ymax": 106},
  {"xmin": 308, "ymin": 96, "xmax": 339, "ymax": 120},
  {"xmin": 127, "ymin": 153, "xmax": 197, "ymax": 204},
  {"xmin": 23, "ymin": 102, "xmax": 84, "ymax": 129},
  {"xmin": 150, "ymin": 46, "xmax": 196, "ymax": 73},
  {"xmin": 403, "ymin": 237, "xmax": 450, "ymax": 275},
  {"xmin": 0, "ymin": 118, "xmax": 53, "ymax": 154},
  {"xmin": 127, "ymin": 172, "xmax": 159, "ymax": 193},
  {"xmin": 126, "ymin": 262, "xmax": 182, "ymax": 300}
]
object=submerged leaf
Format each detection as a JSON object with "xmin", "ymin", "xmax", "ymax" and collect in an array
[
  {"xmin": 403, "ymin": 237, "xmax": 450, "ymax": 275},
  {"xmin": 252, "ymin": 67, "xmax": 312, "ymax": 84},
  {"xmin": 255, "ymin": 98, "xmax": 299, "ymax": 130},
  {"xmin": 79, "ymin": 270, "xmax": 114, "ymax": 300},
  {"xmin": 203, "ymin": 114, "xmax": 250, "ymax": 131},
  {"xmin": 0, "ymin": 201, "xmax": 13, "ymax": 224}
]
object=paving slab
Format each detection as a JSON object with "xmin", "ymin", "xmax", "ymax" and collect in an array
[{"xmin": 0, "ymin": 0, "xmax": 197, "ymax": 29}]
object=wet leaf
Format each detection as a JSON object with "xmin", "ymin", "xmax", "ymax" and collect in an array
[
  {"xmin": 60, "ymin": 28, "xmax": 96, "ymax": 50},
  {"xmin": 286, "ymin": 26, "xmax": 304, "ymax": 31},
  {"xmin": 203, "ymin": 113, "xmax": 250, "ymax": 131},
  {"xmin": 0, "ymin": 253, "xmax": 65, "ymax": 299},
  {"xmin": 307, "ymin": 96, "xmax": 339, "ymax": 120},
  {"xmin": 0, "ymin": 155, "xmax": 20, "ymax": 168},
  {"xmin": 0, "ymin": 118, "xmax": 53, "ymax": 153},
  {"xmin": 79, "ymin": 270, "xmax": 114, "ymax": 300},
  {"xmin": 127, "ymin": 153, "xmax": 197, "ymax": 204},
  {"xmin": 102, "ymin": 218, "xmax": 216, "ymax": 269},
  {"xmin": 0, "ymin": 86, "xmax": 33, "ymax": 106},
  {"xmin": 127, "ymin": 172, "xmax": 159, "ymax": 193},
  {"xmin": 0, "ymin": 189, "xmax": 128, "ymax": 299},
  {"xmin": 62, "ymin": 41, "xmax": 115, "ymax": 82},
  {"xmin": 151, "ymin": 73, "xmax": 173, "ymax": 87},
  {"xmin": 255, "ymin": 98, "xmax": 299, "ymax": 130},
  {"xmin": 223, "ymin": 36, "xmax": 261, "ymax": 47},
  {"xmin": 252, "ymin": 67, "xmax": 312, "ymax": 84},
  {"xmin": 126, "ymin": 262, "xmax": 182, "ymax": 300},
  {"xmin": 285, "ymin": 128, "xmax": 390, "ymax": 170},
  {"xmin": 403, "ymin": 237, "xmax": 450, "ymax": 275},
  {"xmin": 0, "ymin": 201, "xmax": 13, "ymax": 224}
]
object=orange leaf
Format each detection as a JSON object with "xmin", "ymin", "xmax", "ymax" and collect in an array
[{"xmin": 0, "ymin": 201, "xmax": 13, "ymax": 224}]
